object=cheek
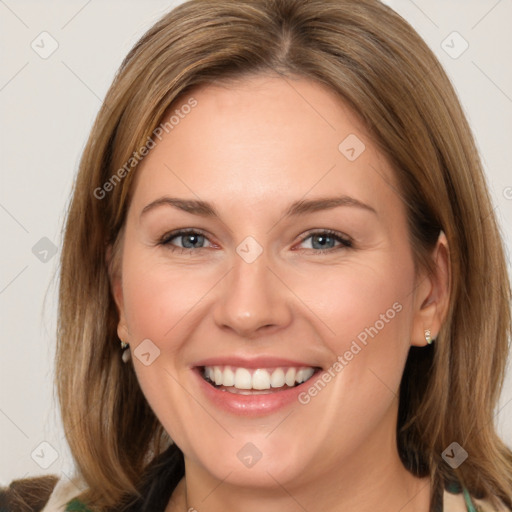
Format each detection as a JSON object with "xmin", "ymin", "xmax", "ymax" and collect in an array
[
  {"xmin": 120, "ymin": 247, "xmax": 215, "ymax": 342},
  {"xmin": 288, "ymin": 258, "xmax": 415, "ymax": 448},
  {"xmin": 291, "ymin": 257, "xmax": 414, "ymax": 354},
  {"xmin": 292, "ymin": 252, "xmax": 416, "ymax": 418},
  {"xmin": 119, "ymin": 247, "xmax": 213, "ymax": 443}
]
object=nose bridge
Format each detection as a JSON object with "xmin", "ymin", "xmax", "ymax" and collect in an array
[{"xmin": 212, "ymin": 241, "xmax": 292, "ymax": 337}]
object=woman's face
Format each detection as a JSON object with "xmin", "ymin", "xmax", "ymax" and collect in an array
[{"xmin": 112, "ymin": 75, "xmax": 438, "ymax": 491}]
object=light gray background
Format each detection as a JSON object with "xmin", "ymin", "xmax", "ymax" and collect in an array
[{"xmin": 1, "ymin": 0, "xmax": 511, "ymax": 485}]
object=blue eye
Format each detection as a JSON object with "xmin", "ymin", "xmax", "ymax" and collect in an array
[
  {"xmin": 297, "ymin": 230, "xmax": 352, "ymax": 253},
  {"xmin": 159, "ymin": 229, "xmax": 352, "ymax": 254},
  {"xmin": 160, "ymin": 229, "xmax": 211, "ymax": 253}
]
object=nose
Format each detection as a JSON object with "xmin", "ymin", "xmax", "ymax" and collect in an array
[{"xmin": 212, "ymin": 248, "xmax": 293, "ymax": 339}]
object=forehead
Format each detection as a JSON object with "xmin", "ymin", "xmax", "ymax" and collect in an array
[{"xmin": 130, "ymin": 75, "xmax": 401, "ymax": 222}]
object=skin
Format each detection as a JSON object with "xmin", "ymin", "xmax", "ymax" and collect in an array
[{"xmin": 111, "ymin": 74, "xmax": 450, "ymax": 512}]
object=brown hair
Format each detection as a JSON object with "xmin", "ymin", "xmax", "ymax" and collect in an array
[{"xmin": 55, "ymin": 0, "xmax": 512, "ymax": 510}]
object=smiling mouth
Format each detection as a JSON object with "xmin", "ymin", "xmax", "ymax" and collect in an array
[{"xmin": 200, "ymin": 365, "xmax": 321, "ymax": 395}]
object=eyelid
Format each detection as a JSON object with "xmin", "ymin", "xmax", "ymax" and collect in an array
[
  {"xmin": 159, "ymin": 228, "xmax": 209, "ymax": 243},
  {"xmin": 294, "ymin": 229, "xmax": 353, "ymax": 251},
  {"xmin": 159, "ymin": 228, "xmax": 216, "ymax": 249},
  {"xmin": 158, "ymin": 228, "xmax": 353, "ymax": 253}
]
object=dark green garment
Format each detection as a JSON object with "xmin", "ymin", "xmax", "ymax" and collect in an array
[{"xmin": 65, "ymin": 497, "xmax": 94, "ymax": 511}]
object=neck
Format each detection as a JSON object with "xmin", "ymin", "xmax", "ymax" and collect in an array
[
  {"xmin": 166, "ymin": 409, "xmax": 431, "ymax": 512},
  {"xmin": 168, "ymin": 460, "xmax": 431, "ymax": 512}
]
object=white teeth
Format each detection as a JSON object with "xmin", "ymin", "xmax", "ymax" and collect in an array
[
  {"xmin": 285, "ymin": 367, "xmax": 296, "ymax": 387},
  {"xmin": 223, "ymin": 367, "xmax": 235, "ymax": 387},
  {"xmin": 203, "ymin": 365, "xmax": 316, "ymax": 390},
  {"xmin": 296, "ymin": 367, "xmax": 315, "ymax": 383},
  {"xmin": 302, "ymin": 367, "xmax": 315, "ymax": 381},
  {"xmin": 214, "ymin": 367, "xmax": 223, "ymax": 386},
  {"xmin": 270, "ymin": 368, "xmax": 285, "ymax": 388},
  {"xmin": 252, "ymin": 369, "xmax": 270, "ymax": 390},
  {"xmin": 234, "ymin": 368, "xmax": 252, "ymax": 389}
]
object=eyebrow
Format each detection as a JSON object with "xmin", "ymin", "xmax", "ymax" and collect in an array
[{"xmin": 140, "ymin": 195, "xmax": 377, "ymax": 219}]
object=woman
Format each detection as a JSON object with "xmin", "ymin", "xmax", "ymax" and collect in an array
[{"xmin": 2, "ymin": 0, "xmax": 511, "ymax": 511}]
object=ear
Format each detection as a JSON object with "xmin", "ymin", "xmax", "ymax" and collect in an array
[
  {"xmin": 410, "ymin": 231, "xmax": 450, "ymax": 347},
  {"xmin": 106, "ymin": 243, "xmax": 130, "ymax": 343}
]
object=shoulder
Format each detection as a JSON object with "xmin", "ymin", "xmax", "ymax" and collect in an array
[
  {"xmin": 0, "ymin": 475, "xmax": 59, "ymax": 512},
  {"xmin": 444, "ymin": 485, "xmax": 510, "ymax": 512},
  {"xmin": 0, "ymin": 474, "xmax": 86, "ymax": 512},
  {"xmin": 41, "ymin": 475, "xmax": 87, "ymax": 512},
  {"xmin": 471, "ymin": 495, "xmax": 511, "ymax": 512}
]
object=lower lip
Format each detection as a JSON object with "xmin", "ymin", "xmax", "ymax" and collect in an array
[{"xmin": 193, "ymin": 368, "xmax": 317, "ymax": 416}]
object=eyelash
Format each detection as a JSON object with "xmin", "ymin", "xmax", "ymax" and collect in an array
[
  {"xmin": 158, "ymin": 228, "xmax": 353, "ymax": 255},
  {"xmin": 295, "ymin": 229, "xmax": 353, "ymax": 253}
]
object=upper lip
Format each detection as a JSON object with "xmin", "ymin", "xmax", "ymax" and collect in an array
[{"xmin": 193, "ymin": 356, "xmax": 322, "ymax": 370}]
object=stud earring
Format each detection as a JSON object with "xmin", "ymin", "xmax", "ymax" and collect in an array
[
  {"xmin": 121, "ymin": 341, "xmax": 131, "ymax": 363},
  {"xmin": 425, "ymin": 329, "xmax": 434, "ymax": 345}
]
